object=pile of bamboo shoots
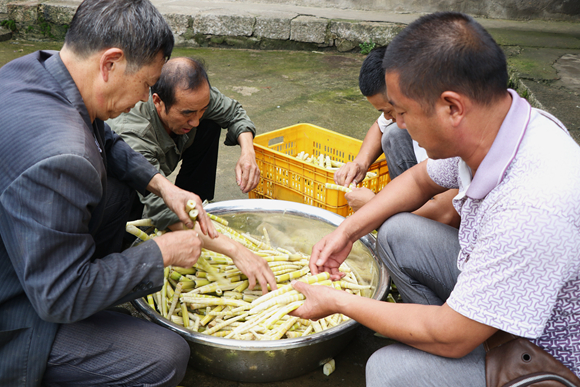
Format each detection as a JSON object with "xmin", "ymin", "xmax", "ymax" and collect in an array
[
  {"xmin": 127, "ymin": 201, "xmax": 373, "ymax": 341},
  {"xmin": 295, "ymin": 151, "xmax": 377, "ymax": 182}
]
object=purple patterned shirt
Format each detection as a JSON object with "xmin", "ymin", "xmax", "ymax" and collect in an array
[{"xmin": 427, "ymin": 90, "xmax": 580, "ymax": 375}]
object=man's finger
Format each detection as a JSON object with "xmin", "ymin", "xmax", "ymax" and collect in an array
[
  {"xmin": 334, "ymin": 167, "xmax": 345, "ymax": 185},
  {"xmin": 344, "ymin": 169, "xmax": 359, "ymax": 188},
  {"xmin": 196, "ymin": 207, "xmax": 218, "ymax": 239},
  {"xmin": 175, "ymin": 206, "xmax": 193, "ymax": 229},
  {"xmin": 265, "ymin": 271, "xmax": 277, "ymax": 291},
  {"xmin": 248, "ymin": 166, "xmax": 260, "ymax": 192},
  {"xmin": 235, "ymin": 163, "xmax": 244, "ymax": 186}
]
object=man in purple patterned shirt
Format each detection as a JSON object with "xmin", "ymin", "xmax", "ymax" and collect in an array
[{"xmin": 292, "ymin": 12, "xmax": 580, "ymax": 386}]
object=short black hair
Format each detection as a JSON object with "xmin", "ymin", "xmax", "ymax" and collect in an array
[
  {"xmin": 151, "ymin": 57, "xmax": 211, "ymax": 112},
  {"xmin": 64, "ymin": 0, "xmax": 174, "ymax": 73},
  {"xmin": 359, "ymin": 46, "xmax": 387, "ymax": 97},
  {"xmin": 383, "ymin": 12, "xmax": 508, "ymax": 112}
]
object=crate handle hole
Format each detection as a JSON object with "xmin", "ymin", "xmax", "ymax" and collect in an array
[{"xmin": 268, "ymin": 136, "xmax": 284, "ymax": 147}]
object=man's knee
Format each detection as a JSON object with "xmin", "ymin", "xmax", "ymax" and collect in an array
[
  {"xmin": 366, "ymin": 344, "xmax": 412, "ymax": 387},
  {"xmin": 378, "ymin": 212, "xmax": 411, "ymax": 242},
  {"xmin": 132, "ymin": 322, "xmax": 190, "ymax": 386},
  {"xmin": 381, "ymin": 124, "xmax": 411, "ymax": 152},
  {"xmin": 377, "ymin": 213, "xmax": 419, "ymax": 258},
  {"xmin": 151, "ymin": 330, "xmax": 190, "ymax": 386}
]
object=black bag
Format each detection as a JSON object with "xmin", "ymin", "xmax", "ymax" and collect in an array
[{"xmin": 485, "ymin": 331, "xmax": 580, "ymax": 387}]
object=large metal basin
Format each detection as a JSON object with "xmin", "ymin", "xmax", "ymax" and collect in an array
[{"xmin": 132, "ymin": 199, "xmax": 389, "ymax": 382}]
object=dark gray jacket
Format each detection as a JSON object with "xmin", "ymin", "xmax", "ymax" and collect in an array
[{"xmin": 0, "ymin": 51, "xmax": 164, "ymax": 386}]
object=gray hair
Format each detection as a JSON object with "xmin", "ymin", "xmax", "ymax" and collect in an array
[{"xmin": 64, "ymin": 0, "xmax": 174, "ymax": 73}]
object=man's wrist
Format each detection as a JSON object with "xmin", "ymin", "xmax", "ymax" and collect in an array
[{"xmin": 353, "ymin": 158, "xmax": 371, "ymax": 173}]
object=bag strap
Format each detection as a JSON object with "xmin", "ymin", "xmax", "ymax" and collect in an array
[
  {"xmin": 484, "ymin": 330, "xmax": 518, "ymax": 352},
  {"xmin": 507, "ymin": 373, "xmax": 580, "ymax": 387}
]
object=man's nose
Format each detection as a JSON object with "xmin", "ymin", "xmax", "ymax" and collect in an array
[
  {"xmin": 141, "ymin": 89, "xmax": 150, "ymax": 103},
  {"xmin": 397, "ymin": 114, "xmax": 406, "ymax": 129},
  {"xmin": 187, "ymin": 117, "xmax": 200, "ymax": 127}
]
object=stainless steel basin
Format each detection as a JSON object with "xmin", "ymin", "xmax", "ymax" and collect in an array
[{"xmin": 132, "ymin": 199, "xmax": 389, "ymax": 382}]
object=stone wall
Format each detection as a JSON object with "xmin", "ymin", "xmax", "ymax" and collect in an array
[
  {"xmin": 1, "ymin": 1, "xmax": 406, "ymax": 51},
  {"xmin": 224, "ymin": 0, "xmax": 580, "ymax": 21}
]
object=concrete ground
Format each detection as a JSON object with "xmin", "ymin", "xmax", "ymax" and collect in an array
[{"xmin": 0, "ymin": 4, "xmax": 579, "ymax": 387}]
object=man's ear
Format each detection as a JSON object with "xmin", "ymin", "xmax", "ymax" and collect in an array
[
  {"xmin": 152, "ymin": 93, "xmax": 165, "ymax": 115},
  {"xmin": 100, "ymin": 48, "xmax": 125, "ymax": 83},
  {"xmin": 439, "ymin": 91, "xmax": 467, "ymax": 127}
]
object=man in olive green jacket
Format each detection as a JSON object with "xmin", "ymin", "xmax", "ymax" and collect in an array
[{"xmin": 108, "ymin": 57, "xmax": 260, "ymax": 231}]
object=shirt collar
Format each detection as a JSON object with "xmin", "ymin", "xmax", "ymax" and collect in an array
[
  {"xmin": 465, "ymin": 89, "xmax": 532, "ymax": 200},
  {"xmin": 43, "ymin": 51, "xmax": 92, "ymax": 130}
]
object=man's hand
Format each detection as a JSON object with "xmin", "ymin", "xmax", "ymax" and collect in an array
[
  {"xmin": 197, "ymin": 223, "xmax": 277, "ymax": 294},
  {"xmin": 230, "ymin": 247, "xmax": 277, "ymax": 294},
  {"xmin": 147, "ymin": 174, "xmax": 218, "ymax": 238},
  {"xmin": 345, "ymin": 187, "xmax": 376, "ymax": 212},
  {"xmin": 236, "ymin": 131, "xmax": 260, "ymax": 194},
  {"xmin": 334, "ymin": 161, "xmax": 367, "ymax": 188},
  {"xmin": 290, "ymin": 281, "xmax": 349, "ymax": 320},
  {"xmin": 235, "ymin": 152, "xmax": 260, "ymax": 194},
  {"xmin": 154, "ymin": 229, "xmax": 204, "ymax": 267},
  {"xmin": 310, "ymin": 228, "xmax": 352, "ymax": 280}
]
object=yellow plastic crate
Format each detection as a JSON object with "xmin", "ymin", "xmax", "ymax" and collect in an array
[{"xmin": 249, "ymin": 123, "xmax": 390, "ymax": 216}]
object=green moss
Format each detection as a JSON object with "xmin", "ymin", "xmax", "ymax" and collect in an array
[
  {"xmin": 209, "ymin": 36, "xmax": 225, "ymax": 45},
  {"xmin": 488, "ymin": 28, "xmax": 580, "ymax": 50},
  {"xmin": 223, "ymin": 36, "xmax": 261, "ymax": 49},
  {"xmin": 258, "ymin": 38, "xmax": 319, "ymax": 51},
  {"xmin": 1, "ymin": 20, "xmax": 17, "ymax": 32},
  {"xmin": 38, "ymin": 16, "xmax": 54, "ymax": 39}
]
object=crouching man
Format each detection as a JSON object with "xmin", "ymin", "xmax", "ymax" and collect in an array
[
  {"xmin": 293, "ymin": 12, "xmax": 580, "ymax": 386},
  {"xmin": 108, "ymin": 57, "xmax": 260, "ymax": 233}
]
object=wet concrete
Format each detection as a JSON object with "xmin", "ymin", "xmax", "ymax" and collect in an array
[{"xmin": 1, "ymin": 12, "xmax": 579, "ymax": 386}]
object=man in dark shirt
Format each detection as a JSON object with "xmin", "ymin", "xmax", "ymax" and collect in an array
[{"xmin": 0, "ymin": 0, "xmax": 218, "ymax": 386}]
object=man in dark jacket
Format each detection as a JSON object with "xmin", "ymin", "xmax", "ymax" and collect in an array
[{"xmin": 0, "ymin": 0, "xmax": 219, "ymax": 386}]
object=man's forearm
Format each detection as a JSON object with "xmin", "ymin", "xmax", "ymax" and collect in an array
[
  {"xmin": 354, "ymin": 121, "xmax": 384, "ymax": 170},
  {"xmin": 333, "ymin": 292, "xmax": 495, "ymax": 358},
  {"xmin": 338, "ymin": 161, "xmax": 441, "ymax": 243},
  {"xmin": 146, "ymin": 173, "xmax": 167, "ymax": 198},
  {"xmin": 237, "ymin": 131, "xmax": 255, "ymax": 156}
]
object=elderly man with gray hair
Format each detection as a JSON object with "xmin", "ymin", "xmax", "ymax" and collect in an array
[{"xmin": 0, "ymin": 0, "xmax": 216, "ymax": 386}]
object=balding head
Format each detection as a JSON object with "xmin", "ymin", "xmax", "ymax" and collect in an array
[{"xmin": 151, "ymin": 57, "xmax": 210, "ymax": 112}]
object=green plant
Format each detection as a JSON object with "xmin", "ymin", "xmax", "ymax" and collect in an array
[
  {"xmin": 38, "ymin": 16, "xmax": 54, "ymax": 38},
  {"xmin": 1, "ymin": 19, "xmax": 16, "ymax": 32},
  {"xmin": 359, "ymin": 39, "xmax": 376, "ymax": 55}
]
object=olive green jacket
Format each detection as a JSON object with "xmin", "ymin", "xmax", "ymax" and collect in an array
[{"xmin": 107, "ymin": 87, "xmax": 255, "ymax": 230}]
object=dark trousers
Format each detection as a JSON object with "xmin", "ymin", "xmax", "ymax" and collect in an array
[
  {"xmin": 175, "ymin": 119, "xmax": 222, "ymax": 202},
  {"xmin": 381, "ymin": 122, "xmax": 417, "ymax": 180},
  {"xmin": 94, "ymin": 175, "xmax": 137, "ymax": 258},
  {"xmin": 43, "ymin": 310, "xmax": 189, "ymax": 387},
  {"xmin": 42, "ymin": 176, "xmax": 190, "ymax": 386},
  {"xmin": 126, "ymin": 119, "xmax": 221, "ymax": 239}
]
